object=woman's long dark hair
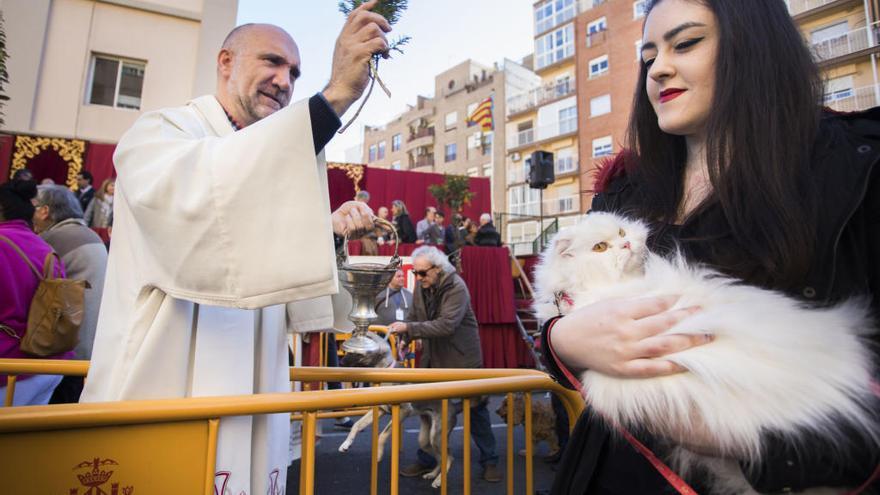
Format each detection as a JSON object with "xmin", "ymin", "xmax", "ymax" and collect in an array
[{"xmin": 627, "ymin": 0, "xmax": 823, "ymax": 289}]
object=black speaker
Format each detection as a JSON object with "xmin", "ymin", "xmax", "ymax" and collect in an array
[{"xmin": 528, "ymin": 150, "xmax": 555, "ymax": 189}]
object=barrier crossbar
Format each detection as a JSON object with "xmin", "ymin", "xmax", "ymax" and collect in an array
[{"xmin": 0, "ymin": 359, "xmax": 584, "ymax": 494}]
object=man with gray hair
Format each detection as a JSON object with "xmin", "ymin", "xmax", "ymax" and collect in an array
[
  {"xmin": 32, "ymin": 185, "xmax": 107, "ymax": 402},
  {"xmin": 388, "ymin": 246, "xmax": 501, "ymax": 482}
]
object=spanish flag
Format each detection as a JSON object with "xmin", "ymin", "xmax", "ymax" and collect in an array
[{"xmin": 468, "ymin": 96, "xmax": 494, "ymax": 132}]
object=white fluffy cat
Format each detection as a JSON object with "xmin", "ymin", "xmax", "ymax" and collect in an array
[{"xmin": 533, "ymin": 211, "xmax": 879, "ymax": 495}]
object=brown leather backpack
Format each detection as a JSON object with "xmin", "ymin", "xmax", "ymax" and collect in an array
[{"xmin": 0, "ymin": 234, "xmax": 89, "ymax": 357}]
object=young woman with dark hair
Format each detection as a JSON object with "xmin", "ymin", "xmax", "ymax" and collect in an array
[{"xmin": 540, "ymin": 0, "xmax": 879, "ymax": 493}]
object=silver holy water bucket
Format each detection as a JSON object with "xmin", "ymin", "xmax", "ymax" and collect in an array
[{"xmin": 337, "ymin": 217, "xmax": 402, "ymax": 354}]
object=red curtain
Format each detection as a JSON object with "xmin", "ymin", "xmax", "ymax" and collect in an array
[
  {"xmin": 360, "ymin": 167, "xmax": 490, "ymax": 222},
  {"xmin": 84, "ymin": 142, "xmax": 117, "ymax": 188},
  {"xmin": 459, "ymin": 246, "xmax": 534, "ymax": 368},
  {"xmin": 0, "ymin": 135, "xmax": 13, "ymax": 180}
]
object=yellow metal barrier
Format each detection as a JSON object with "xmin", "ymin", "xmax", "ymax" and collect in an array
[{"xmin": 0, "ymin": 359, "xmax": 585, "ymax": 494}]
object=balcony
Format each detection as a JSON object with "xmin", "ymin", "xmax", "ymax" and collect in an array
[
  {"xmin": 507, "ymin": 166, "xmax": 527, "ymax": 185},
  {"xmin": 811, "ymin": 23, "xmax": 880, "ymax": 64},
  {"xmin": 412, "ymin": 155, "xmax": 435, "ymax": 168},
  {"xmin": 507, "ymin": 120, "xmax": 578, "ymax": 152},
  {"xmin": 507, "ymin": 80, "xmax": 576, "ymax": 117},
  {"xmin": 787, "ymin": 0, "xmax": 854, "ymax": 18},
  {"xmin": 542, "ymin": 194, "xmax": 581, "ymax": 216},
  {"xmin": 586, "ymin": 30, "xmax": 607, "ymax": 48},
  {"xmin": 407, "ymin": 127, "xmax": 434, "ymax": 142},
  {"xmin": 825, "ymin": 83, "xmax": 880, "ymax": 112}
]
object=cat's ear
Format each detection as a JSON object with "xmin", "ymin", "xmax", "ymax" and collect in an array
[{"xmin": 554, "ymin": 236, "xmax": 575, "ymax": 258}]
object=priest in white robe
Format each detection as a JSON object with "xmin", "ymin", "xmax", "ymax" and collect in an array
[{"xmin": 81, "ymin": 4, "xmax": 393, "ymax": 494}]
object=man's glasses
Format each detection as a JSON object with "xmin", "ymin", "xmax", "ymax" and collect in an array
[{"xmin": 413, "ymin": 267, "xmax": 435, "ymax": 278}]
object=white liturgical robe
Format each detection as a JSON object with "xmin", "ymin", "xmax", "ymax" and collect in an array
[{"xmin": 81, "ymin": 95, "xmax": 338, "ymax": 495}]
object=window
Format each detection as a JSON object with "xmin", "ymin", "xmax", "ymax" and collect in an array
[
  {"xmin": 368, "ymin": 144, "xmax": 377, "ymax": 162},
  {"xmin": 483, "ymin": 164, "xmax": 493, "ymax": 177},
  {"xmin": 633, "ymin": 0, "xmax": 647, "ymax": 19},
  {"xmin": 555, "ymin": 147, "xmax": 576, "ymax": 174},
  {"xmin": 445, "ymin": 111, "xmax": 458, "ymax": 130},
  {"xmin": 592, "ymin": 136, "xmax": 613, "ymax": 157},
  {"xmin": 378, "ymin": 141, "xmax": 386, "ymax": 160},
  {"xmin": 811, "ymin": 21, "xmax": 848, "ymax": 44},
  {"xmin": 445, "ymin": 143, "xmax": 457, "ymax": 162},
  {"xmin": 467, "ymin": 167, "xmax": 479, "ymax": 177},
  {"xmin": 535, "ymin": 24, "xmax": 575, "ymax": 70},
  {"xmin": 392, "ymin": 134, "xmax": 402, "ymax": 152},
  {"xmin": 559, "ymin": 106, "xmax": 577, "ymax": 134},
  {"xmin": 534, "ymin": 0, "xmax": 575, "ymax": 34},
  {"xmin": 391, "ymin": 160, "xmax": 402, "ymax": 170},
  {"xmin": 824, "ymin": 75, "xmax": 854, "ymax": 102},
  {"xmin": 482, "ymin": 132, "xmax": 493, "ymax": 156},
  {"xmin": 587, "ymin": 17, "xmax": 607, "ymax": 34},
  {"xmin": 556, "ymin": 75, "xmax": 573, "ymax": 97},
  {"xmin": 508, "ymin": 186, "xmax": 541, "ymax": 217},
  {"xmin": 466, "ymin": 102, "xmax": 478, "ymax": 126},
  {"xmin": 590, "ymin": 94, "xmax": 611, "ymax": 117},
  {"xmin": 88, "ymin": 55, "xmax": 146, "ymax": 109},
  {"xmin": 589, "ymin": 55, "xmax": 609, "ymax": 78}
]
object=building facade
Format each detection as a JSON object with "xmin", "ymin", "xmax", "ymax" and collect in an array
[
  {"xmin": 3, "ymin": 0, "xmax": 238, "ymax": 144},
  {"xmin": 361, "ymin": 59, "xmax": 536, "ymax": 215},
  {"xmin": 502, "ymin": 0, "xmax": 586, "ymax": 254},
  {"xmin": 790, "ymin": 0, "xmax": 880, "ymax": 113}
]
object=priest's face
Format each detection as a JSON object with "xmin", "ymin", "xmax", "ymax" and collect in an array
[{"xmin": 219, "ymin": 25, "xmax": 301, "ymax": 126}]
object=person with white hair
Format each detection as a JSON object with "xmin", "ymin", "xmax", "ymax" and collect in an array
[
  {"xmin": 388, "ymin": 246, "xmax": 501, "ymax": 482},
  {"xmin": 32, "ymin": 185, "xmax": 108, "ymax": 403},
  {"xmin": 474, "ymin": 212, "xmax": 502, "ymax": 247}
]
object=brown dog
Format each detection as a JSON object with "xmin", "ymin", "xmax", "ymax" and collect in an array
[{"xmin": 495, "ymin": 393, "xmax": 560, "ymax": 459}]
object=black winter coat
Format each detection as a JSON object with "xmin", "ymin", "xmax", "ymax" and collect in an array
[
  {"xmin": 394, "ymin": 213, "xmax": 417, "ymax": 243},
  {"xmin": 542, "ymin": 109, "xmax": 880, "ymax": 494}
]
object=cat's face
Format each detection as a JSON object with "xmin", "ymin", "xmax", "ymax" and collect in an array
[{"xmin": 546, "ymin": 212, "xmax": 649, "ymax": 287}]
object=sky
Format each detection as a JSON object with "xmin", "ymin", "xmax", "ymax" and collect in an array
[{"xmin": 236, "ymin": 0, "xmax": 537, "ymax": 161}]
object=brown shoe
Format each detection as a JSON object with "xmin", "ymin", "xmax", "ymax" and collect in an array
[
  {"xmin": 401, "ymin": 463, "xmax": 433, "ymax": 478},
  {"xmin": 482, "ymin": 464, "xmax": 502, "ymax": 483}
]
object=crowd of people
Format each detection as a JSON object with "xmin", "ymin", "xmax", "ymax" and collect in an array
[
  {"xmin": 0, "ymin": 175, "xmax": 108, "ymax": 405},
  {"xmin": 354, "ymin": 191, "xmax": 502, "ymax": 256}
]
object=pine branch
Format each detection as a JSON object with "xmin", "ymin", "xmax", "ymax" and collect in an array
[{"xmin": 337, "ymin": 0, "xmax": 410, "ymax": 133}]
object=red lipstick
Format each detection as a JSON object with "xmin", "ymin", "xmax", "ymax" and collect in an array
[{"xmin": 660, "ymin": 88, "xmax": 686, "ymax": 103}]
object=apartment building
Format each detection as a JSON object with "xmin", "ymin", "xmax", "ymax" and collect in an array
[
  {"xmin": 361, "ymin": 59, "xmax": 536, "ymax": 213},
  {"xmin": 790, "ymin": 0, "xmax": 880, "ymax": 112},
  {"xmin": 3, "ymin": 0, "xmax": 238, "ymax": 143},
  {"xmin": 503, "ymin": 0, "xmax": 585, "ymax": 254},
  {"xmin": 574, "ymin": 0, "xmax": 646, "ymax": 209}
]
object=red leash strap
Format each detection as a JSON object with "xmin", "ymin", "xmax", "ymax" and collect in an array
[{"xmin": 544, "ymin": 320, "xmax": 699, "ymax": 495}]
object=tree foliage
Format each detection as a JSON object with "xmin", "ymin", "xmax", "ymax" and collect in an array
[{"xmin": 429, "ymin": 175, "xmax": 475, "ymax": 216}]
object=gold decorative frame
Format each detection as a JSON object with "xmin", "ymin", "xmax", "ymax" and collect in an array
[
  {"xmin": 10, "ymin": 136, "xmax": 86, "ymax": 190},
  {"xmin": 327, "ymin": 162, "xmax": 365, "ymax": 193}
]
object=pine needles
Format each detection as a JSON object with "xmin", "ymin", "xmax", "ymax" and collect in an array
[{"xmin": 337, "ymin": 0, "xmax": 410, "ymax": 133}]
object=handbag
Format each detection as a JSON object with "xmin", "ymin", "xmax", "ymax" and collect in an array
[{"xmin": 0, "ymin": 234, "xmax": 89, "ymax": 357}]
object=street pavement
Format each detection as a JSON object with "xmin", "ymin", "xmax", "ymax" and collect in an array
[{"xmin": 287, "ymin": 394, "xmax": 560, "ymax": 494}]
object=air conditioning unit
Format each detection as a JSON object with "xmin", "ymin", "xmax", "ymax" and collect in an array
[{"xmin": 512, "ymin": 152, "xmax": 521, "ymax": 162}]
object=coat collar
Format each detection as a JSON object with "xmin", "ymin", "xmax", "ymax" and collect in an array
[{"xmin": 190, "ymin": 95, "xmax": 236, "ymax": 138}]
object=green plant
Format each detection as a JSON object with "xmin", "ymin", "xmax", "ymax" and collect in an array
[
  {"xmin": 429, "ymin": 174, "xmax": 475, "ymax": 216},
  {"xmin": 0, "ymin": 12, "xmax": 10, "ymax": 127},
  {"xmin": 337, "ymin": 0, "xmax": 411, "ymax": 133}
]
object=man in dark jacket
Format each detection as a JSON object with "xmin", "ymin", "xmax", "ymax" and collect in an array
[
  {"xmin": 473, "ymin": 213, "xmax": 502, "ymax": 247},
  {"xmin": 74, "ymin": 171, "xmax": 95, "ymax": 213},
  {"xmin": 389, "ymin": 246, "xmax": 501, "ymax": 482}
]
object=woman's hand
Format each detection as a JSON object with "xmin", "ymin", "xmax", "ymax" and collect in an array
[{"xmin": 550, "ymin": 295, "xmax": 711, "ymax": 378}]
